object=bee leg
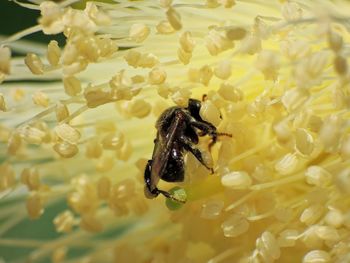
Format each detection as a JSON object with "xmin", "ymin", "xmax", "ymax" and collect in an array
[
  {"xmin": 190, "ymin": 120, "xmax": 217, "ymax": 139},
  {"xmin": 181, "ymin": 136, "xmax": 214, "ymax": 174},
  {"xmin": 144, "ymin": 160, "xmax": 186, "ymax": 203},
  {"xmin": 208, "ymin": 132, "xmax": 232, "ymax": 151},
  {"xmin": 157, "ymin": 189, "xmax": 186, "ymax": 203},
  {"xmin": 189, "ymin": 120, "xmax": 219, "ymax": 152},
  {"xmin": 144, "ymin": 160, "xmax": 159, "ymax": 199}
]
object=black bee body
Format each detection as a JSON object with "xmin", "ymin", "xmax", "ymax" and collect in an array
[{"xmin": 144, "ymin": 98, "xmax": 226, "ymax": 202}]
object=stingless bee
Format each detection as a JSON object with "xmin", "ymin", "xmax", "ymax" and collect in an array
[{"xmin": 144, "ymin": 98, "xmax": 231, "ymax": 203}]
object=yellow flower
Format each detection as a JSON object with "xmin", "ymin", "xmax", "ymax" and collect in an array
[{"xmin": 0, "ymin": 0, "xmax": 350, "ymax": 262}]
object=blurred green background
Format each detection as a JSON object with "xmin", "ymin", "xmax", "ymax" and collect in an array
[{"xmin": 0, "ymin": 0, "xmax": 66, "ymax": 51}]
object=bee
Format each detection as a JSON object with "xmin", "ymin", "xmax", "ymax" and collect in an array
[{"xmin": 144, "ymin": 98, "xmax": 230, "ymax": 203}]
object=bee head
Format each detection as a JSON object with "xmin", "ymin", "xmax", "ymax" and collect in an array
[{"xmin": 187, "ymin": 98, "xmax": 202, "ymax": 120}]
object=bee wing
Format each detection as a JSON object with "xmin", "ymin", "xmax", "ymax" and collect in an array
[
  {"xmin": 150, "ymin": 136, "xmax": 168, "ymax": 187},
  {"xmin": 150, "ymin": 111, "xmax": 183, "ymax": 187}
]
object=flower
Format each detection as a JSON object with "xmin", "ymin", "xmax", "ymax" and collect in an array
[{"xmin": 0, "ymin": 0, "xmax": 350, "ymax": 262}]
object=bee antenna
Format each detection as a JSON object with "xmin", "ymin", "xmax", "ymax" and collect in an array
[{"xmin": 217, "ymin": 132, "xmax": 232, "ymax": 138}]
